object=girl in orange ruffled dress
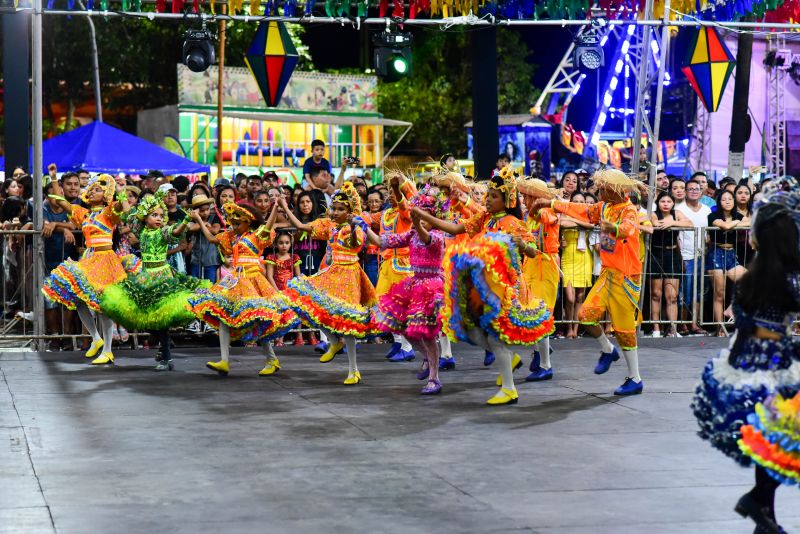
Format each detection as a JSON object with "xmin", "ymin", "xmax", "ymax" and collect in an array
[
  {"xmin": 281, "ymin": 183, "xmax": 378, "ymax": 385},
  {"xmin": 188, "ymin": 202, "xmax": 299, "ymax": 377},
  {"xmin": 413, "ymin": 169, "xmax": 555, "ymax": 405},
  {"xmin": 42, "ymin": 174, "xmax": 140, "ymax": 365}
]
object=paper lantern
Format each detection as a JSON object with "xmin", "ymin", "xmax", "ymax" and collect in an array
[
  {"xmin": 680, "ymin": 27, "xmax": 736, "ymax": 112},
  {"xmin": 244, "ymin": 21, "xmax": 298, "ymax": 108}
]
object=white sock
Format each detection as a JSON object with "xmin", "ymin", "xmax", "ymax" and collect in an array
[
  {"xmin": 99, "ymin": 314, "xmax": 114, "ymax": 352},
  {"xmin": 596, "ymin": 332, "xmax": 615, "ymax": 354},
  {"xmin": 488, "ymin": 338, "xmax": 516, "ymax": 392},
  {"xmin": 319, "ymin": 331, "xmax": 328, "ymax": 344},
  {"xmin": 439, "ymin": 334, "xmax": 453, "ymax": 358},
  {"xmin": 623, "ymin": 349, "xmax": 641, "ymax": 382},
  {"xmin": 219, "ymin": 324, "xmax": 231, "ymax": 363},
  {"xmin": 540, "ymin": 336, "xmax": 551, "ymax": 370},
  {"xmin": 345, "ymin": 336, "xmax": 358, "ymax": 374},
  {"xmin": 263, "ymin": 341, "xmax": 277, "ymax": 365},
  {"xmin": 395, "ymin": 334, "xmax": 412, "ymax": 352},
  {"xmin": 76, "ymin": 304, "xmax": 100, "ymax": 342}
]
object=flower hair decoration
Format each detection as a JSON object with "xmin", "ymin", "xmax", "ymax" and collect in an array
[
  {"xmin": 488, "ymin": 166, "xmax": 518, "ymax": 209},
  {"xmin": 331, "ymin": 182, "xmax": 362, "ymax": 215}
]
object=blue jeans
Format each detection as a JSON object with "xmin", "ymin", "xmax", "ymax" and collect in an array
[
  {"xmin": 681, "ymin": 258, "xmax": 706, "ymax": 306},
  {"xmin": 364, "ymin": 254, "xmax": 379, "ymax": 287},
  {"xmin": 190, "ymin": 264, "xmax": 218, "ymax": 283},
  {"xmin": 706, "ymin": 248, "xmax": 739, "ymax": 272}
]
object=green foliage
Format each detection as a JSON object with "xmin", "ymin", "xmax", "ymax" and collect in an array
[{"xmin": 376, "ymin": 28, "xmax": 540, "ymax": 158}]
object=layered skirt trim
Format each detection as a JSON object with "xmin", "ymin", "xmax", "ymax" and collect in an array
[
  {"xmin": 99, "ymin": 266, "xmax": 211, "ymax": 331},
  {"xmin": 739, "ymin": 393, "xmax": 800, "ymax": 487},
  {"xmin": 375, "ymin": 274, "xmax": 443, "ymax": 341},
  {"xmin": 188, "ymin": 273, "xmax": 299, "ymax": 343},
  {"xmin": 442, "ymin": 232, "xmax": 554, "ymax": 346},
  {"xmin": 285, "ymin": 264, "xmax": 378, "ymax": 338},
  {"xmin": 692, "ymin": 335, "xmax": 800, "ymax": 466},
  {"xmin": 42, "ymin": 250, "xmax": 141, "ymax": 311}
]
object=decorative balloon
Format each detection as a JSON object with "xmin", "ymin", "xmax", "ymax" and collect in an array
[{"xmin": 244, "ymin": 21, "xmax": 299, "ymax": 108}]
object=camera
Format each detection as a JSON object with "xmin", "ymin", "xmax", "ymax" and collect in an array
[{"xmin": 344, "ymin": 156, "xmax": 360, "ymax": 166}]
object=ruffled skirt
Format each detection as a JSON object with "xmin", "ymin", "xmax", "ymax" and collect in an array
[
  {"xmin": 442, "ymin": 232, "xmax": 554, "ymax": 346},
  {"xmin": 285, "ymin": 262, "xmax": 378, "ymax": 338},
  {"xmin": 376, "ymin": 274, "xmax": 443, "ymax": 341},
  {"xmin": 42, "ymin": 249, "xmax": 141, "ymax": 311},
  {"xmin": 692, "ymin": 335, "xmax": 800, "ymax": 466},
  {"xmin": 99, "ymin": 266, "xmax": 211, "ymax": 331},
  {"xmin": 739, "ymin": 393, "xmax": 800, "ymax": 486},
  {"xmin": 188, "ymin": 271, "xmax": 299, "ymax": 343}
]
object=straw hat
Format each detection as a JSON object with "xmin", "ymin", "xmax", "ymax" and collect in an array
[
  {"xmin": 592, "ymin": 168, "xmax": 647, "ymax": 196},
  {"xmin": 433, "ymin": 171, "xmax": 470, "ymax": 193},
  {"xmin": 517, "ymin": 178, "xmax": 555, "ymax": 199},
  {"xmin": 190, "ymin": 194, "xmax": 215, "ymax": 209}
]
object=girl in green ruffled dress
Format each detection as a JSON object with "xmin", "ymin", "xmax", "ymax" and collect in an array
[{"xmin": 99, "ymin": 191, "xmax": 210, "ymax": 371}]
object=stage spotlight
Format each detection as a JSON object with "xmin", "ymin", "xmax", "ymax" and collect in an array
[
  {"xmin": 373, "ymin": 31, "xmax": 412, "ymax": 82},
  {"xmin": 183, "ymin": 25, "xmax": 216, "ymax": 73},
  {"xmin": 574, "ymin": 31, "xmax": 604, "ymax": 73}
]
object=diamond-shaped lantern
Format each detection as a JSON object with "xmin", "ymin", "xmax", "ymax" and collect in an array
[
  {"xmin": 244, "ymin": 21, "xmax": 299, "ymax": 108},
  {"xmin": 680, "ymin": 27, "xmax": 736, "ymax": 113}
]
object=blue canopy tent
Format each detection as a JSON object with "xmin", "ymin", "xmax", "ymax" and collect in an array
[{"xmin": 2, "ymin": 122, "xmax": 209, "ymax": 175}]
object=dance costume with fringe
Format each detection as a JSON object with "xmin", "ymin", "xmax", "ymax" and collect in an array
[
  {"xmin": 738, "ymin": 393, "xmax": 800, "ymax": 486},
  {"xmin": 188, "ymin": 227, "xmax": 299, "ymax": 342},
  {"xmin": 42, "ymin": 204, "xmax": 141, "ymax": 311},
  {"xmin": 285, "ymin": 219, "xmax": 378, "ymax": 337},
  {"xmin": 99, "ymin": 222, "xmax": 211, "ymax": 331},
  {"xmin": 443, "ymin": 212, "xmax": 554, "ymax": 346},
  {"xmin": 693, "ymin": 276, "xmax": 800, "ymax": 466},
  {"xmin": 375, "ymin": 229, "xmax": 445, "ymax": 341}
]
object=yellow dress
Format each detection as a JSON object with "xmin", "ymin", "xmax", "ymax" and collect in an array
[{"xmin": 560, "ymin": 228, "xmax": 593, "ymax": 288}]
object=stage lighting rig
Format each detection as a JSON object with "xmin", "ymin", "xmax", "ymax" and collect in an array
[
  {"xmin": 373, "ymin": 30, "xmax": 412, "ymax": 82},
  {"xmin": 183, "ymin": 21, "xmax": 216, "ymax": 73},
  {"xmin": 573, "ymin": 30, "xmax": 604, "ymax": 73}
]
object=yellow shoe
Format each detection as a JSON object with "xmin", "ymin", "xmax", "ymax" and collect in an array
[
  {"xmin": 206, "ymin": 360, "xmax": 230, "ymax": 376},
  {"xmin": 91, "ymin": 351, "xmax": 114, "ymax": 365},
  {"xmin": 343, "ymin": 371, "xmax": 362, "ymax": 385},
  {"xmin": 319, "ymin": 341, "xmax": 344, "ymax": 363},
  {"xmin": 258, "ymin": 358, "xmax": 281, "ymax": 376},
  {"xmin": 495, "ymin": 353, "xmax": 524, "ymax": 386},
  {"xmin": 85, "ymin": 339, "xmax": 104, "ymax": 358},
  {"xmin": 486, "ymin": 388, "xmax": 519, "ymax": 406}
]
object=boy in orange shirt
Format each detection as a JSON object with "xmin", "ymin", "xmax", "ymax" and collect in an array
[{"xmin": 535, "ymin": 169, "xmax": 647, "ymax": 396}]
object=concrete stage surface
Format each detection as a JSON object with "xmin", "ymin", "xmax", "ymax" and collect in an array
[{"xmin": 1, "ymin": 337, "xmax": 798, "ymax": 534}]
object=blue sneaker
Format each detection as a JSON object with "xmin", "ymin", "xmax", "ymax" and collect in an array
[
  {"xmin": 594, "ymin": 347, "xmax": 620, "ymax": 375},
  {"xmin": 389, "ymin": 348, "xmax": 415, "ymax": 362},
  {"xmin": 385, "ymin": 342, "xmax": 402, "ymax": 359},
  {"xmin": 529, "ymin": 351, "xmax": 541, "ymax": 372},
  {"xmin": 525, "ymin": 367, "xmax": 553, "ymax": 382},
  {"xmin": 313, "ymin": 341, "xmax": 329, "ymax": 354},
  {"xmin": 614, "ymin": 377, "xmax": 643, "ymax": 396},
  {"xmin": 439, "ymin": 356, "xmax": 456, "ymax": 370},
  {"xmin": 483, "ymin": 351, "xmax": 495, "ymax": 366}
]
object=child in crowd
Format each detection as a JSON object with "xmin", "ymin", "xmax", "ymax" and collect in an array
[{"xmin": 266, "ymin": 232, "xmax": 302, "ymax": 346}]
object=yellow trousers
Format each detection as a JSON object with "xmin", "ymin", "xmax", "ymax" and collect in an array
[
  {"xmin": 522, "ymin": 254, "xmax": 559, "ymax": 312},
  {"xmin": 579, "ymin": 268, "xmax": 641, "ymax": 350}
]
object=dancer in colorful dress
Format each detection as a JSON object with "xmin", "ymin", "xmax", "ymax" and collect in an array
[
  {"xmin": 533, "ymin": 169, "xmax": 648, "ymax": 396},
  {"xmin": 99, "ymin": 191, "xmax": 211, "ymax": 371},
  {"xmin": 413, "ymin": 169, "xmax": 555, "ymax": 405},
  {"xmin": 188, "ymin": 202, "xmax": 299, "ymax": 376},
  {"xmin": 361, "ymin": 189, "xmax": 447, "ymax": 395},
  {"xmin": 281, "ymin": 183, "xmax": 378, "ymax": 385},
  {"xmin": 42, "ymin": 174, "xmax": 140, "ymax": 365},
  {"xmin": 693, "ymin": 189, "xmax": 800, "ymax": 533},
  {"xmin": 361, "ymin": 173, "xmax": 418, "ymax": 362},
  {"xmin": 518, "ymin": 178, "xmax": 560, "ymax": 381}
]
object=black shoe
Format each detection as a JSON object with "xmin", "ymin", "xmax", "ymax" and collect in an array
[{"xmin": 735, "ymin": 494, "xmax": 782, "ymax": 534}]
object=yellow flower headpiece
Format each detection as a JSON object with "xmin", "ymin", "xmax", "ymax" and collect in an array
[
  {"xmin": 331, "ymin": 182, "xmax": 362, "ymax": 215},
  {"xmin": 488, "ymin": 166, "xmax": 518, "ymax": 209},
  {"xmin": 517, "ymin": 178, "xmax": 555, "ymax": 200},
  {"xmin": 592, "ymin": 168, "xmax": 648, "ymax": 197},
  {"xmin": 222, "ymin": 201, "xmax": 257, "ymax": 224},
  {"xmin": 82, "ymin": 173, "xmax": 116, "ymax": 204}
]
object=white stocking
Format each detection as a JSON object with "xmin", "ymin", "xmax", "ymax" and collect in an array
[
  {"xmin": 76, "ymin": 304, "xmax": 100, "ymax": 341},
  {"xmin": 487, "ymin": 337, "xmax": 516, "ymax": 392},
  {"xmin": 345, "ymin": 336, "xmax": 358, "ymax": 374},
  {"xmin": 219, "ymin": 324, "xmax": 231, "ymax": 363},
  {"xmin": 623, "ymin": 349, "xmax": 641, "ymax": 382},
  {"xmin": 439, "ymin": 334, "xmax": 453, "ymax": 358},
  {"xmin": 395, "ymin": 334, "xmax": 412, "ymax": 352},
  {"xmin": 98, "ymin": 314, "xmax": 114, "ymax": 352},
  {"xmin": 596, "ymin": 332, "xmax": 615, "ymax": 354},
  {"xmin": 319, "ymin": 330, "xmax": 328, "ymax": 344},
  {"xmin": 263, "ymin": 341, "xmax": 277, "ymax": 364},
  {"xmin": 539, "ymin": 336, "xmax": 551, "ymax": 370}
]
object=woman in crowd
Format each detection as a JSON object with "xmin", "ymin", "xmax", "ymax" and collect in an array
[
  {"xmin": 649, "ymin": 192, "xmax": 691, "ymax": 337},
  {"xmin": 669, "ymin": 178, "xmax": 686, "ymax": 205},
  {"xmin": 693, "ymin": 188, "xmax": 800, "ymax": 533},
  {"xmin": 558, "ymin": 171, "xmax": 580, "ymax": 200},
  {"xmin": 734, "ymin": 183, "xmax": 755, "ymax": 267},
  {"xmin": 707, "ymin": 190, "xmax": 749, "ymax": 337},
  {"xmin": 560, "ymin": 191, "xmax": 594, "ymax": 338}
]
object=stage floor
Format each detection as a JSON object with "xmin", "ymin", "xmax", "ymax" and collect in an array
[{"xmin": 1, "ymin": 336, "xmax": 797, "ymax": 533}]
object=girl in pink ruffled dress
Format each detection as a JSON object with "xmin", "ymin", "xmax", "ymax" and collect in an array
[{"xmin": 362, "ymin": 192, "xmax": 446, "ymax": 395}]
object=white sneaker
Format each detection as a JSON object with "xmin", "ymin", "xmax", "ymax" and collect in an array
[
  {"xmin": 651, "ymin": 330, "xmax": 662, "ymax": 338},
  {"xmin": 186, "ymin": 320, "xmax": 201, "ymax": 334}
]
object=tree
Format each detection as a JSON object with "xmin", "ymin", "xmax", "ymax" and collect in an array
[{"xmin": 377, "ymin": 28, "xmax": 539, "ymax": 158}]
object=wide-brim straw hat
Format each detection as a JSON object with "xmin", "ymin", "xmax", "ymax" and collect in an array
[
  {"xmin": 518, "ymin": 178, "xmax": 556, "ymax": 199},
  {"xmin": 433, "ymin": 171, "xmax": 470, "ymax": 193},
  {"xmin": 592, "ymin": 168, "xmax": 648, "ymax": 196}
]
